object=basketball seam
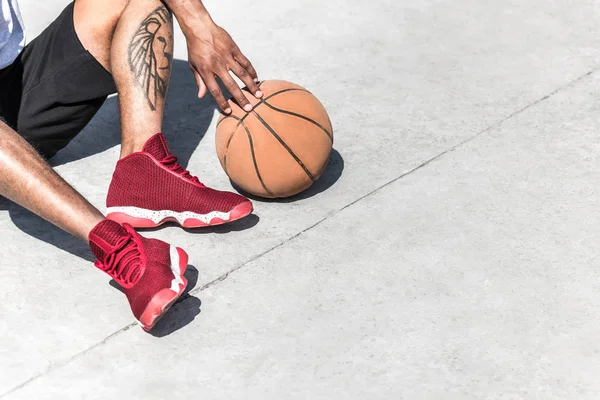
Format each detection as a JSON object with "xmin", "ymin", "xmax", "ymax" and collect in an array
[
  {"xmin": 232, "ymin": 88, "xmax": 311, "ymax": 118},
  {"xmin": 221, "ymin": 88, "xmax": 314, "ymax": 150},
  {"xmin": 240, "ymin": 120, "xmax": 275, "ymax": 197},
  {"xmin": 263, "ymin": 88, "xmax": 310, "ymax": 102},
  {"xmin": 262, "ymin": 100, "xmax": 333, "ymax": 142},
  {"xmin": 216, "ymin": 116, "xmax": 231, "ymax": 127},
  {"xmin": 220, "ymin": 88, "xmax": 312, "ymax": 127},
  {"xmin": 219, "ymin": 113, "xmax": 276, "ymax": 197},
  {"xmin": 218, "ymin": 85, "xmax": 322, "ymax": 191},
  {"xmin": 220, "ymin": 115, "xmax": 243, "ymax": 175},
  {"xmin": 251, "ymin": 110, "xmax": 315, "ymax": 182}
]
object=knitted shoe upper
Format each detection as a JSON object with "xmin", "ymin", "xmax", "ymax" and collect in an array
[
  {"xmin": 107, "ymin": 133, "xmax": 250, "ymax": 214},
  {"xmin": 123, "ymin": 234, "xmax": 178, "ymax": 319},
  {"xmin": 89, "ymin": 220, "xmax": 143, "ymax": 288},
  {"xmin": 89, "ymin": 219, "xmax": 182, "ymax": 320}
]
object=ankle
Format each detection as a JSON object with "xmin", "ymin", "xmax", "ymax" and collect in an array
[
  {"xmin": 120, "ymin": 132, "xmax": 161, "ymax": 158},
  {"xmin": 119, "ymin": 142, "xmax": 143, "ymax": 159}
]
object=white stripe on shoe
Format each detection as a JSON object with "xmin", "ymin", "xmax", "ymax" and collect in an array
[
  {"xmin": 169, "ymin": 246, "xmax": 185, "ymax": 293},
  {"xmin": 106, "ymin": 206, "xmax": 232, "ymax": 225}
]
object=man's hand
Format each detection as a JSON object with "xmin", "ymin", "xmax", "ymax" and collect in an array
[
  {"xmin": 163, "ymin": 0, "xmax": 262, "ymax": 114},
  {"xmin": 187, "ymin": 23, "xmax": 262, "ymax": 114}
]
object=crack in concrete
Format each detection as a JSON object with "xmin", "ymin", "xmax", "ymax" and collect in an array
[
  {"xmin": 1, "ymin": 324, "xmax": 137, "ymax": 398},
  {"xmin": 1, "ymin": 68, "xmax": 595, "ymax": 399},
  {"xmin": 194, "ymin": 68, "xmax": 597, "ymax": 294}
]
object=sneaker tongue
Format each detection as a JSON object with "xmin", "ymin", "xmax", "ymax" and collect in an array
[
  {"xmin": 142, "ymin": 133, "xmax": 171, "ymax": 160},
  {"xmin": 89, "ymin": 220, "xmax": 129, "ymax": 260}
]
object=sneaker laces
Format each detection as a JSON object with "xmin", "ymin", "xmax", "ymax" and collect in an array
[
  {"xmin": 160, "ymin": 155, "xmax": 204, "ymax": 186},
  {"xmin": 94, "ymin": 225, "xmax": 143, "ymax": 288}
]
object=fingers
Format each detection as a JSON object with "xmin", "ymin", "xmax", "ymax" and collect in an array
[
  {"xmin": 218, "ymin": 66, "xmax": 253, "ymax": 112},
  {"xmin": 189, "ymin": 46, "xmax": 261, "ymax": 114},
  {"xmin": 231, "ymin": 59, "xmax": 262, "ymax": 99},
  {"xmin": 191, "ymin": 60, "xmax": 234, "ymax": 114},
  {"xmin": 203, "ymin": 72, "xmax": 232, "ymax": 114},
  {"xmin": 233, "ymin": 50, "xmax": 258, "ymax": 83}
]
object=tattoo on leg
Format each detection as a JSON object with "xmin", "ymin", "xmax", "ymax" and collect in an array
[{"xmin": 128, "ymin": 6, "xmax": 173, "ymax": 111}]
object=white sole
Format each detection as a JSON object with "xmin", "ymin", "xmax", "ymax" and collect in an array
[{"xmin": 106, "ymin": 206, "xmax": 233, "ymax": 225}]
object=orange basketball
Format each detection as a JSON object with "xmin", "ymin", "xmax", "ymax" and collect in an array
[{"xmin": 215, "ymin": 80, "xmax": 333, "ymax": 198}]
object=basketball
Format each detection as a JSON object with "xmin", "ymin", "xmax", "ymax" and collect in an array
[{"xmin": 215, "ymin": 80, "xmax": 333, "ymax": 198}]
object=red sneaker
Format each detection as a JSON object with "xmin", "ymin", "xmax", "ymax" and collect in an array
[
  {"xmin": 106, "ymin": 133, "xmax": 253, "ymax": 228},
  {"xmin": 89, "ymin": 220, "xmax": 188, "ymax": 331}
]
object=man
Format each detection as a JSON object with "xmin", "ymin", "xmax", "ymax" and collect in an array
[{"xmin": 0, "ymin": 0, "xmax": 261, "ymax": 330}]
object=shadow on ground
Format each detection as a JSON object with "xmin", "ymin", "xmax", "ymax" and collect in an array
[
  {"xmin": 136, "ymin": 213, "xmax": 261, "ymax": 235},
  {"xmin": 50, "ymin": 60, "xmax": 215, "ymax": 169},
  {"xmin": 0, "ymin": 57, "xmax": 345, "ymax": 338},
  {"xmin": 5, "ymin": 60, "xmax": 228, "ymax": 261},
  {"xmin": 1, "ymin": 57, "xmax": 344, "ymax": 263},
  {"xmin": 109, "ymin": 264, "xmax": 203, "ymax": 337}
]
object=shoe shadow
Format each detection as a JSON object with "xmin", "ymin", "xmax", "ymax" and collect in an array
[
  {"xmin": 135, "ymin": 213, "xmax": 260, "ymax": 235},
  {"xmin": 232, "ymin": 148, "xmax": 345, "ymax": 203},
  {"xmin": 150, "ymin": 295, "xmax": 202, "ymax": 337},
  {"xmin": 109, "ymin": 264, "xmax": 203, "ymax": 337}
]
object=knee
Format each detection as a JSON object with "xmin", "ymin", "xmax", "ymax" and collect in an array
[
  {"xmin": 74, "ymin": 0, "xmax": 131, "ymax": 71},
  {"xmin": 75, "ymin": 0, "xmax": 130, "ymax": 31}
]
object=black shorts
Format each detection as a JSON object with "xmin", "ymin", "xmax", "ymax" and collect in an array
[{"xmin": 0, "ymin": 2, "xmax": 117, "ymax": 158}]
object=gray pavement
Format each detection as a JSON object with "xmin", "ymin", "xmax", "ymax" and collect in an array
[{"xmin": 2, "ymin": 0, "xmax": 600, "ymax": 398}]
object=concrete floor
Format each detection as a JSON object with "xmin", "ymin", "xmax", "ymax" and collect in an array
[{"xmin": 2, "ymin": 0, "xmax": 600, "ymax": 398}]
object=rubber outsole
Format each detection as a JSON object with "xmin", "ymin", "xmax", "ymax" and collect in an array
[
  {"xmin": 107, "ymin": 201, "xmax": 254, "ymax": 229},
  {"xmin": 138, "ymin": 247, "xmax": 189, "ymax": 331}
]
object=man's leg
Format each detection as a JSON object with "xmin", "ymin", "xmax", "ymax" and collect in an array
[
  {"xmin": 0, "ymin": 121, "xmax": 103, "ymax": 241},
  {"xmin": 0, "ymin": 1, "xmax": 127, "ymax": 240},
  {"xmin": 75, "ymin": 0, "xmax": 253, "ymax": 229},
  {"xmin": 75, "ymin": 0, "xmax": 172, "ymax": 157},
  {"xmin": 0, "ymin": 121, "xmax": 188, "ymax": 330},
  {"xmin": 0, "ymin": 1, "xmax": 188, "ymax": 330},
  {"xmin": 0, "ymin": 117, "xmax": 188, "ymax": 330}
]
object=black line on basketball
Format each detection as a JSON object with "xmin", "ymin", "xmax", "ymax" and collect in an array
[
  {"xmin": 262, "ymin": 101, "xmax": 333, "ymax": 142},
  {"xmin": 238, "ymin": 111, "xmax": 252, "ymax": 125},
  {"xmin": 217, "ymin": 115, "xmax": 233, "ymax": 127},
  {"xmin": 263, "ymin": 88, "xmax": 309, "ymax": 102},
  {"xmin": 222, "ymin": 115, "xmax": 242, "ymax": 174},
  {"xmin": 251, "ymin": 111, "xmax": 315, "ymax": 182},
  {"xmin": 224, "ymin": 115, "xmax": 242, "ymax": 151},
  {"xmin": 228, "ymin": 88, "xmax": 310, "ymax": 117},
  {"xmin": 240, "ymin": 120, "xmax": 275, "ymax": 197}
]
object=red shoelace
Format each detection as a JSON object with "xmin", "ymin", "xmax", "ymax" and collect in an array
[
  {"xmin": 160, "ymin": 155, "xmax": 204, "ymax": 186},
  {"xmin": 94, "ymin": 225, "xmax": 143, "ymax": 288}
]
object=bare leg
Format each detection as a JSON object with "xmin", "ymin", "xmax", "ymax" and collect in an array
[
  {"xmin": 0, "ymin": 0, "xmax": 171, "ymax": 244},
  {"xmin": 0, "ymin": 122, "xmax": 104, "ymax": 241},
  {"xmin": 75, "ymin": 0, "xmax": 173, "ymax": 158},
  {"xmin": 0, "ymin": 1, "xmax": 136, "ymax": 243},
  {"xmin": 0, "ymin": 1, "xmax": 135, "ymax": 243}
]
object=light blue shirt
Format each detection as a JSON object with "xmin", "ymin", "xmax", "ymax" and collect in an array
[{"xmin": 0, "ymin": 0, "xmax": 24, "ymax": 70}]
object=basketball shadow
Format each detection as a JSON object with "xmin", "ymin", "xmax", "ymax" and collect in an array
[
  {"xmin": 7, "ymin": 59, "xmax": 221, "ymax": 261},
  {"xmin": 231, "ymin": 148, "xmax": 345, "ymax": 203}
]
